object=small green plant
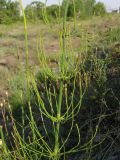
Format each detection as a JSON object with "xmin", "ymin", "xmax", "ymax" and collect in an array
[{"xmin": 92, "ymin": 54, "xmax": 108, "ymax": 87}]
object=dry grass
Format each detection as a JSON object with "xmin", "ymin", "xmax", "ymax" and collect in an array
[{"xmin": 0, "ymin": 14, "xmax": 120, "ymax": 99}]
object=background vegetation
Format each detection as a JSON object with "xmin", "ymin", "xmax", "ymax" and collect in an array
[
  {"xmin": 0, "ymin": 0, "xmax": 20, "ymax": 24},
  {"xmin": 0, "ymin": 0, "xmax": 106, "ymax": 24}
]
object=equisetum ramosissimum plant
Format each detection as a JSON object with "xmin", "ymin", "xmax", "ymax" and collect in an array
[{"xmin": 0, "ymin": 0, "xmax": 102, "ymax": 160}]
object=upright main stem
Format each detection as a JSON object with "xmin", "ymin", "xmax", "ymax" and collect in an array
[
  {"xmin": 54, "ymin": 81, "xmax": 63, "ymax": 158},
  {"xmin": 54, "ymin": 0, "xmax": 70, "ymax": 158},
  {"xmin": 61, "ymin": 0, "xmax": 70, "ymax": 73}
]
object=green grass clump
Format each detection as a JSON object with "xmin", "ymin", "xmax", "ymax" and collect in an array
[
  {"xmin": 105, "ymin": 27, "xmax": 120, "ymax": 44},
  {"xmin": 0, "ymin": 32, "xmax": 3, "ymax": 37},
  {"xmin": 8, "ymin": 71, "xmax": 28, "ymax": 121}
]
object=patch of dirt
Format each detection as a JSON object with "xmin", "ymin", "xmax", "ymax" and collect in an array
[
  {"xmin": 72, "ymin": 37, "xmax": 81, "ymax": 48},
  {"xmin": 44, "ymin": 37, "xmax": 80, "ymax": 53},
  {"xmin": 0, "ymin": 54, "xmax": 19, "ymax": 71},
  {"xmin": 0, "ymin": 40, "xmax": 15, "ymax": 47}
]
